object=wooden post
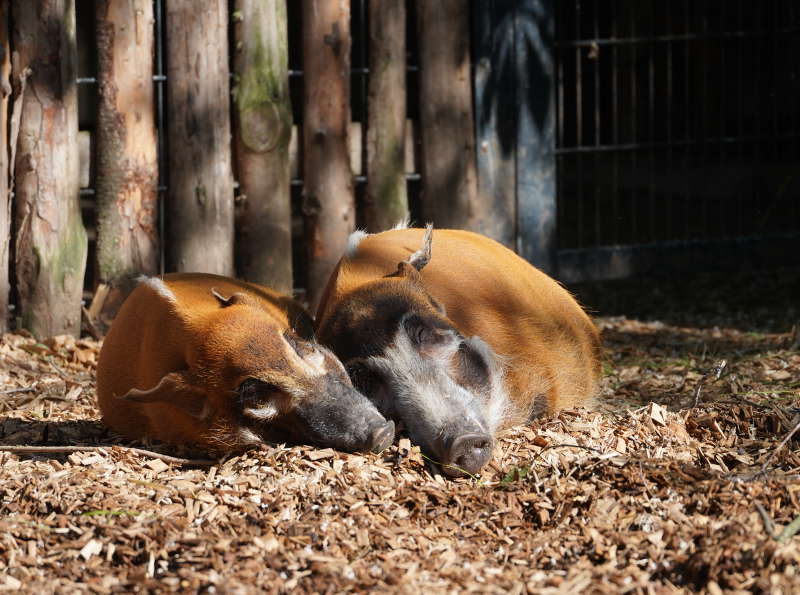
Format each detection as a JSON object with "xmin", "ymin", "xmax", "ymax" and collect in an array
[
  {"xmin": 12, "ymin": 0, "xmax": 88, "ymax": 338},
  {"xmin": 364, "ymin": 0, "xmax": 407, "ymax": 233},
  {"xmin": 95, "ymin": 0, "xmax": 159, "ymax": 285},
  {"xmin": 302, "ymin": 0, "xmax": 353, "ymax": 310},
  {"xmin": 416, "ymin": 0, "xmax": 479, "ymax": 230},
  {"xmin": 165, "ymin": 0, "xmax": 234, "ymax": 275},
  {"xmin": 0, "ymin": 0, "xmax": 10, "ymax": 332},
  {"xmin": 472, "ymin": 0, "xmax": 517, "ymax": 248},
  {"xmin": 232, "ymin": 0, "xmax": 293, "ymax": 294},
  {"xmin": 515, "ymin": 0, "xmax": 556, "ymax": 273}
]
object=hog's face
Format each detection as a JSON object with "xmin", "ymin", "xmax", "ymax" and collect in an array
[
  {"xmin": 121, "ymin": 291, "xmax": 394, "ymax": 455},
  {"xmin": 318, "ymin": 275, "xmax": 509, "ymax": 477}
]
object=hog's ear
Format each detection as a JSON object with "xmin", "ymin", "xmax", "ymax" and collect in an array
[
  {"xmin": 117, "ymin": 371, "xmax": 209, "ymax": 419},
  {"xmin": 387, "ymin": 224, "xmax": 434, "ymax": 280},
  {"xmin": 406, "ymin": 223, "xmax": 433, "ymax": 271},
  {"xmin": 211, "ymin": 288, "xmax": 256, "ymax": 308}
]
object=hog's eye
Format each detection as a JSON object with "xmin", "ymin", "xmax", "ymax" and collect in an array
[
  {"xmin": 346, "ymin": 361, "xmax": 382, "ymax": 394},
  {"xmin": 236, "ymin": 378, "xmax": 281, "ymax": 407},
  {"xmin": 403, "ymin": 315, "xmax": 447, "ymax": 347}
]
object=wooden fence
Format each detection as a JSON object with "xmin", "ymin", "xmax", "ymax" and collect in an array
[{"xmin": 0, "ymin": 0, "xmax": 555, "ymax": 339}]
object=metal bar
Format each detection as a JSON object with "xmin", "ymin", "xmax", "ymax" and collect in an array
[
  {"xmin": 753, "ymin": 2, "xmax": 762, "ymax": 235},
  {"xmin": 555, "ymin": 134, "xmax": 800, "ymax": 154},
  {"xmin": 611, "ymin": 0, "xmax": 619, "ymax": 244},
  {"xmin": 629, "ymin": 2, "xmax": 637, "ymax": 243},
  {"xmin": 719, "ymin": 0, "xmax": 726, "ymax": 239},
  {"xmin": 700, "ymin": 7, "xmax": 709, "ymax": 240},
  {"xmin": 554, "ymin": 28, "xmax": 800, "ymax": 48},
  {"xmin": 648, "ymin": 1, "xmax": 655, "ymax": 242},
  {"xmin": 793, "ymin": 1, "xmax": 799, "ymax": 230},
  {"xmin": 77, "ymin": 74, "xmax": 182, "ymax": 85},
  {"xmin": 736, "ymin": 0, "xmax": 745, "ymax": 235},
  {"xmin": 575, "ymin": 0, "xmax": 583, "ymax": 248},
  {"xmin": 666, "ymin": 6, "xmax": 673, "ymax": 241},
  {"xmin": 593, "ymin": 0, "xmax": 601, "ymax": 246},
  {"xmin": 155, "ymin": 0, "xmax": 166, "ymax": 275},
  {"xmin": 683, "ymin": 0, "xmax": 690, "ymax": 241}
]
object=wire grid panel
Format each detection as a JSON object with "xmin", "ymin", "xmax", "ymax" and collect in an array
[{"xmin": 554, "ymin": 0, "xmax": 800, "ymax": 250}]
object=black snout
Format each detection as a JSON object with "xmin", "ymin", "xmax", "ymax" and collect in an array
[
  {"xmin": 441, "ymin": 433, "xmax": 494, "ymax": 477},
  {"xmin": 367, "ymin": 420, "xmax": 395, "ymax": 453}
]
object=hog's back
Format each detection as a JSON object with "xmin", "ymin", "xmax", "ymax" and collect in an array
[{"xmin": 321, "ymin": 229, "xmax": 601, "ymax": 420}]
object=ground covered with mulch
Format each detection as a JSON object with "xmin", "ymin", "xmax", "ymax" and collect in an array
[{"xmin": 1, "ymin": 268, "xmax": 799, "ymax": 593}]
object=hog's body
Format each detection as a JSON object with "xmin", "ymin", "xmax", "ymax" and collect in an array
[
  {"xmin": 97, "ymin": 273, "xmax": 394, "ymax": 454},
  {"xmin": 316, "ymin": 228, "xmax": 601, "ymax": 475}
]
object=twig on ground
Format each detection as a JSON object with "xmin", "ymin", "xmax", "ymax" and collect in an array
[
  {"xmin": 744, "ymin": 414, "xmax": 800, "ymax": 481},
  {"xmin": 776, "ymin": 514, "xmax": 800, "ymax": 543},
  {"xmin": 755, "ymin": 503, "xmax": 800, "ymax": 543},
  {"xmin": 46, "ymin": 357, "xmax": 69, "ymax": 379},
  {"xmin": 692, "ymin": 359, "xmax": 728, "ymax": 408},
  {"xmin": 0, "ymin": 386, "xmax": 36, "ymax": 395},
  {"xmin": 0, "ymin": 445, "xmax": 217, "ymax": 466},
  {"xmin": 756, "ymin": 502, "xmax": 776, "ymax": 537}
]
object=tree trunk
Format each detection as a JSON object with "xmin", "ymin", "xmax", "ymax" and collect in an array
[
  {"xmin": 12, "ymin": 0, "xmax": 87, "ymax": 338},
  {"xmin": 233, "ymin": 0, "xmax": 293, "ymax": 294},
  {"xmin": 416, "ymin": 0, "xmax": 480, "ymax": 230},
  {"xmin": 365, "ymin": 0, "xmax": 407, "ymax": 233},
  {"xmin": 165, "ymin": 0, "xmax": 234, "ymax": 275},
  {"xmin": 302, "ymin": 0, "xmax": 353, "ymax": 311},
  {"xmin": 95, "ymin": 0, "xmax": 159, "ymax": 286},
  {"xmin": 0, "ymin": 1, "xmax": 10, "ymax": 332}
]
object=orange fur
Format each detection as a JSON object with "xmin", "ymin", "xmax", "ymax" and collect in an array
[
  {"xmin": 317, "ymin": 228, "xmax": 601, "ymax": 423},
  {"xmin": 97, "ymin": 273, "xmax": 314, "ymax": 450}
]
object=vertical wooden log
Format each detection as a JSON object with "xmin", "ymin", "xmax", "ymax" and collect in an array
[
  {"xmin": 302, "ymin": 0, "xmax": 353, "ymax": 309},
  {"xmin": 233, "ymin": 0, "xmax": 293, "ymax": 294},
  {"xmin": 472, "ymin": 0, "xmax": 517, "ymax": 248},
  {"xmin": 0, "ymin": 0, "xmax": 10, "ymax": 332},
  {"xmin": 165, "ymin": 0, "xmax": 234, "ymax": 275},
  {"xmin": 12, "ymin": 0, "xmax": 88, "ymax": 338},
  {"xmin": 364, "ymin": 0, "xmax": 407, "ymax": 232},
  {"xmin": 416, "ymin": 0, "xmax": 479, "ymax": 230},
  {"xmin": 516, "ymin": 0, "xmax": 556, "ymax": 273},
  {"xmin": 95, "ymin": 0, "xmax": 159, "ymax": 285}
]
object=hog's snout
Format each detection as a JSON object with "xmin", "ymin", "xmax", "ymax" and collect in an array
[
  {"xmin": 366, "ymin": 419, "xmax": 395, "ymax": 453},
  {"xmin": 440, "ymin": 433, "xmax": 494, "ymax": 477}
]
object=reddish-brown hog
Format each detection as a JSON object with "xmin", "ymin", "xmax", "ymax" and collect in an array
[
  {"xmin": 97, "ymin": 273, "xmax": 394, "ymax": 454},
  {"xmin": 316, "ymin": 226, "xmax": 601, "ymax": 476}
]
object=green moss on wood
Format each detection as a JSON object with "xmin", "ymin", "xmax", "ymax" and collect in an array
[{"xmin": 234, "ymin": 8, "xmax": 291, "ymax": 154}]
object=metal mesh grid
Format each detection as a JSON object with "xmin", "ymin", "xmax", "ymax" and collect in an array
[{"xmin": 554, "ymin": 0, "xmax": 800, "ymax": 250}]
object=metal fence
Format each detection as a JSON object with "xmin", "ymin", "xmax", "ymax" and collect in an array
[{"xmin": 553, "ymin": 0, "xmax": 800, "ymax": 282}]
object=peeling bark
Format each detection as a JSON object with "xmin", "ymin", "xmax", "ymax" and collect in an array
[
  {"xmin": 12, "ymin": 0, "xmax": 88, "ymax": 338},
  {"xmin": 165, "ymin": 0, "xmax": 234, "ymax": 275},
  {"xmin": 302, "ymin": 0, "xmax": 354, "ymax": 310},
  {"xmin": 233, "ymin": 0, "xmax": 293, "ymax": 294},
  {"xmin": 95, "ymin": 0, "xmax": 159, "ymax": 287},
  {"xmin": 365, "ymin": 0, "xmax": 407, "ymax": 233},
  {"xmin": 0, "ymin": 0, "xmax": 10, "ymax": 332}
]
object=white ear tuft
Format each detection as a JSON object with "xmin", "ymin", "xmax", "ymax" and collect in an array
[
  {"xmin": 406, "ymin": 223, "xmax": 433, "ymax": 271},
  {"xmin": 345, "ymin": 229, "xmax": 368, "ymax": 259},
  {"xmin": 391, "ymin": 214, "xmax": 412, "ymax": 230}
]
